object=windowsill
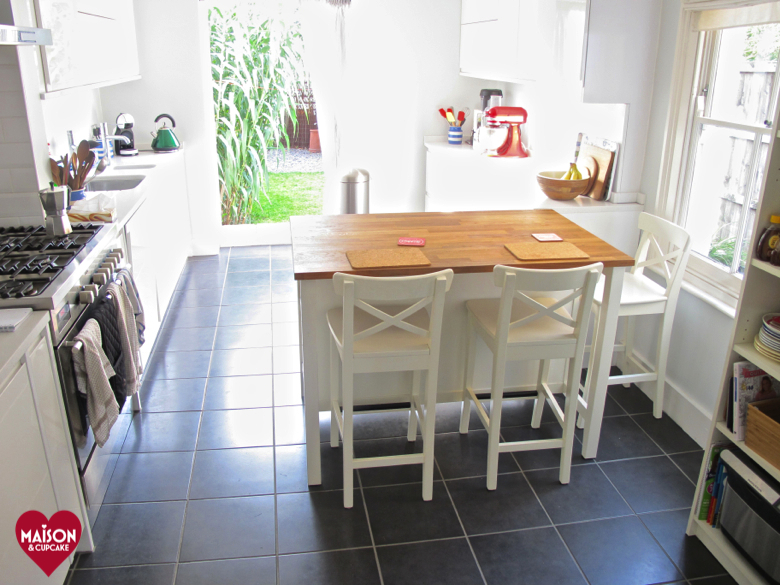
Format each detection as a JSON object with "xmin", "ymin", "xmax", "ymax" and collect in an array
[{"xmin": 645, "ymin": 264, "xmax": 738, "ymax": 319}]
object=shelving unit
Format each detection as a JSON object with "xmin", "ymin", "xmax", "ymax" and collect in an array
[{"xmin": 685, "ymin": 45, "xmax": 780, "ymax": 585}]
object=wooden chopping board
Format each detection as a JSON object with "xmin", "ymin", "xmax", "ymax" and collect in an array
[{"xmin": 577, "ymin": 144, "xmax": 614, "ymax": 201}]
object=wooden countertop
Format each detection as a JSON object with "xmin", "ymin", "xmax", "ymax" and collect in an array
[{"xmin": 290, "ymin": 210, "xmax": 635, "ymax": 280}]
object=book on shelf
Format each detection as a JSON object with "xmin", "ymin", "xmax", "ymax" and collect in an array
[
  {"xmin": 733, "ymin": 361, "xmax": 780, "ymax": 441},
  {"xmin": 698, "ymin": 443, "xmax": 727, "ymax": 521}
]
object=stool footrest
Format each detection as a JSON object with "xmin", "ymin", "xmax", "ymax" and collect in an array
[
  {"xmin": 353, "ymin": 402, "xmax": 412, "ymax": 412},
  {"xmin": 353, "ymin": 453, "xmax": 425, "ymax": 469},
  {"xmin": 475, "ymin": 390, "xmax": 537, "ymax": 400},
  {"xmin": 498, "ymin": 438, "xmax": 563, "ymax": 453},
  {"xmin": 608, "ymin": 372, "xmax": 656, "ymax": 385}
]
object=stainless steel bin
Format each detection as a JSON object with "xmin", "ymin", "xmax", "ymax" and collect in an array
[{"xmin": 340, "ymin": 168, "xmax": 369, "ymax": 214}]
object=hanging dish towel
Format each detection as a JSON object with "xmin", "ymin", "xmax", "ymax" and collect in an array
[
  {"xmin": 107, "ymin": 282, "xmax": 143, "ymax": 397},
  {"xmin": 116, "ymin": 268, "xmax": 146, "ymax": 346},
  {"xmin": 72, "ymin": 319, "xmax": 118, "ymax": 448}
]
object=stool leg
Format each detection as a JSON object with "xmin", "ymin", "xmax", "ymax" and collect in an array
[
  {"xmin": 486, "ymin": 352, "xmax": 507, "ymax": 491},
  {"xmin": 408, "ymin": 370, "xmax": 421, "ymax": 441},
  {"xmin": 422, "ymin": 367, "xmax": 439, "ymax": 501},
  {"xmin": 622, "ymin": 316, "xmax": 635, "ymax": 387},
  {"xmin": 654, "ymin": 314, "xmax": 674, "ymax": 419},
  {"xmin": 460, "ymin": 316, "xmax": 478, "ymax": 434},
  {"xmin": 329, "ymin": 338, "xmax": 340, "ymax": 448},
  {"xmin": 531, "ymin": 359, "xmax": 550, "ymax": 429},
  {"xmin": 342, "ymin": 358, "xmax": 354, "ymax": 509},
  {"xmin": 559, "ymin": 357, "xmax": 580, "ymax": 484},
  {"xmin": 577, "ymin": 304, "xmax": 600, "ymax": 430}
]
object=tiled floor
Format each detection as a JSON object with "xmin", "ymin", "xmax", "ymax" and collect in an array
[{"xmin": 67, "ymin": 245, "xmax": 735, "ymax": 585}]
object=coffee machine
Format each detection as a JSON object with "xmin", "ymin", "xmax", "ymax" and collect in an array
[
  {"xmin": 113, "ymin": 113, "xmax": 139, "ymax": 156},
  {"xmin": 472, "ymin": 89, "xmax": 503, "ymax": 151}
]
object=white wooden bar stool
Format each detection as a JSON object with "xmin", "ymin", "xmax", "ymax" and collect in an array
[
  {"xmin": 459, "ymin": 263, "xmax": 602, "ymax": 488},
  {"xmin": 580, "ymin": 212, "xmax": 691, "ymax": 420},
  {"xmin": 327, "ymin": 269, "xmax": 454, "ymax": 508}
]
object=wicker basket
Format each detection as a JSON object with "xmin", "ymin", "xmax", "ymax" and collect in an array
[{"xmin": 745, "ymin": 398, "xmax": 780, "ymax": 471}]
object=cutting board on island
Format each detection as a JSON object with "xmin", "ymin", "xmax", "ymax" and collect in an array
[{"xmin": 577, "ymin": 143, "xmax": 614, "ymax": 201}]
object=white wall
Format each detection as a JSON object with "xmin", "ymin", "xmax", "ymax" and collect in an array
[
  {"xmin": 634, "ymin": 0, "xmax": 734, "ymax": 447},
  {"xmin": 101, "ymin": 0, "xmax": 220, "ymax": 255}
]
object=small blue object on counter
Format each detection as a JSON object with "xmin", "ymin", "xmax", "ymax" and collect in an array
[{"xmin": 448, "ymin": 126, "xmax": 463, "ymax": 145}]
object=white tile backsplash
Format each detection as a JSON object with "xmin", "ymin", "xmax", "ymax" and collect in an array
[
  {"xmin": 0, "ymin": 47, "xmax": 18, "ymax": 67},
  {"xmin": 9, "ymin": 168, "xmax": 36, "ymax": 192},
  {"xmin": 0, "ymin": 169, "xmax": 11, "ymax": 191},
  {"xmin": 0, "ymin": 117, "xmax": 31, "ymax": 143},
  {"xmin": 0, "ymin": 192, "xmax": 43, "ymax": 220},
  {"xmin": 0, "ymin": 64, "xmax": 22, "ymax": 92},
  {"xmin": 0, "ymin": 90, "xmax": 26, "ymax": 117},
  {"xmin": 0, "ymin": 143, "xmax": 33, "ymax": 168}
]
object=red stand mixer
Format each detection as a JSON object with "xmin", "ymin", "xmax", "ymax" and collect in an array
[{"xmin": 484, "ymin": 106, "xmax": 529, "ymax": 157}]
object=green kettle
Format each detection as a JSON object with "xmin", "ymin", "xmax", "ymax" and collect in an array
[{"xmin": 151, "ymin": 114, "xmax": 181, "ymax": 152}]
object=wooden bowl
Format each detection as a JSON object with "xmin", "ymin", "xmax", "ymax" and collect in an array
[{"xmin": 536, "ymin": 170, "xmax": 593, "ymax": 201}]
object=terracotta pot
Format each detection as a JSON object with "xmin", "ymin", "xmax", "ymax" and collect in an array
[{"xmin": 309, "ymin": 129, "xmax": 321, "ymax": 153}]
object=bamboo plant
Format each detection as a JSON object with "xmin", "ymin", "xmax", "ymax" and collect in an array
[{"xmin": 210, "ymin": 7, "xmax": 308, "ymax": 225}]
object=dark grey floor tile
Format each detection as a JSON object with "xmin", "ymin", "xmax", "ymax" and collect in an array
[
  {"xmin": 275, "ymin": 405, "xmax": 305, "ymax": 445},
  {"xmin": 273, "ymin": 321, "xmax": 300, "ymax": 346},
  {"xmin": 525, "ymin": 464, "xmax": 632, "ymax": 524},
  {"xmin": 189, "ymin": 447, "xmax": 275, "ymax": 499},
  {"xmin": 225, "ymin": 271, "xmax": 271, "ymax": 289},
  {"xmin": 197, "ymin": 408, "xmax": 273, "ymax": 450},
  {"xmin": 354, "ymin": 437, "xmax": 438, "ymax": 487},
  {"xmin": 217, "ymin": 304, "xmax": 273, "ymax": 326},
  {"xmin": 70, "ymin": 565, "xmax": 176, "ymax": 585},
  {"xmin": 362, "ymin": 482, "xmax": 463, "ymax": 545},
  {"xmin": 166, "ymin": 306, "xmax": 220, "ymax": 329},
  {"xmin": 350, "ymin": 410, "xmax": 412, "ymax": 441},
  {"xmin": 145, "ymin": 351, "xmax": 212, "ymax": 380},
  {"xmin": 378, "ymin": 538, "xmax": 484, "ymax": 585},
  {"xmin": 214, "ymin": 324, "xmax": 273, "ymax": 350},
  {"xmin": 209, "ymin": 347, "xmax": 273, "ymax": 376},
  {"xmin": 170, "ymin": 288, "xmax": 223, "ymax": 308},
  {"xmin": 110, "ymin": 412, "xmax": 132, "ymax": 453},
  {"xmin": 176, "ymin": 272, "xmax": 225, "ymax": 291},
  {"xmin": 155, "ymin": 327, "xmax": 216, "ymax": 352},
  {"xmin": 278, "ymin": 548, "xmax": 380, "ymax": 585},
  {"xmin": 273, "ymin": 345, "xmax": 300, "ymax": 374},
  {"xmin": 632, "ymin": 413, "xmax": 702, "ymax": 454},
  {"xmin": 183, "ymin": 256, "xmax": 229, "ymax": 273},
  {"xmin": 270, "ymin": 244, "xmax": 292, "ymax": 257},
  {"xmin": 600, "ymin": 456, "xmax": 696, "ymax": 514},
  {"xmin": 429, "ymin": 401, "xmax": 490, "ymax": 434},
  {"xmin": 203, "ymin": 375, "xmax": 273, "ymax": 409},
  {"xmin": 276, "ymin": 443, "xmax": 352, "ymax": 493},
  {"xmin": 433, "ymin": 430, "xmax": 520, "ymax": 479},
  {"xmin": 271, "ymin": 281, "xmax": 298, "ymax": 302},
  {"xmin": 498, "ymin": 394, "xmax": 568, "ymax": 428},
  {"xmin": 471, "ymin": 527, "xmax": 587, "ymax": 585},
  {"xmin": 447, "ymin": 472, "xmax": 550, "ymax": 535},
  {"xmin": 607, "ymin": 380, "xmax": 655, "ymax": 415},
  {"xmin": 640, "ymin": 509, "xmax": 726, "ymax": 579},
  {"xmin": 221, "ymin": 285, "xmax": 272, "ymax": 305},
  {"xmin": 670, "ymin": 450, "xmax": 705, "ymax": 483},
  {"xmin": 501, "ymin": 422, "xmax": 586, "ymax": 471},
  {"xmin": 231, "ymin": 245, "xmax": 271, "ymax": 258},
  {"xmin": 272, "ymin": 301, "xmax": 298, "ymax": 323},
  {"xmin": 78, "ymin": 501, "xmax": 186, "ymax": 567},
  {"xmin": 122, "ymin": 412, "xmax": 201, "ymax": 453},
  {"xmin": 272, "ymin": 258, "xmax": 293, "ymax": 273},
  {"xmin": 175, "ymin": 557, "xmax": 276, "ymax": 585},
  {"xmin": 559, "ymin": 515, "xmax": 683, "ymax": 585},
  {"xmin": 140, "ymin": 378, "xmax": 207, "ymax": 412},
  {"xmin": 274, "ymin": 373, "xmax": 302, "ymax": 406},
  {"xmin": 229, "ymin": 257, "xmax": 270, "ymax": 272},
  {"xmin": 578, "ymin": 415, "xmax": 663, "ymax": 462},
  {"xmin": 180, "ymin": 496, "xmax": 275, "ymax": 561},
  {"xmin": 277, "ymin": 490, "xmax": 372, "ymax": 553},
  {"xmin": 104, "ymin": 451, "xmax": 194, "ymax": 503}
]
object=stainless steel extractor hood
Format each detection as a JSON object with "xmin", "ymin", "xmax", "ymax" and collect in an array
[{"xmin": 0, "ymin": 24, "xmax": 52, "ymax": 46}]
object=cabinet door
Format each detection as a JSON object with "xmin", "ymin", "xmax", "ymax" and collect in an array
[
  {"xmin": 124, "ymin": 213, "xmax": 160, "ymax": 365},
  {"xmin": 0, "ymin": 365, "xmax": 64, "ymax": 585},
  {"xmin": 462, "ymin": 0, "xmax": 500, "ymax": 24}
]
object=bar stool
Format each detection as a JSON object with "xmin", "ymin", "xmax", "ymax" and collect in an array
[
  {"xmin": 581, "ymin": 213, "xmax": 691, "ymax": 420},
  {"xmin": 459, "ymin": 263, "xmax": 603, "ymax": 488},
  {"xmin": 327, "ymin": 269, "xmax": 454, "ymax": 508}
]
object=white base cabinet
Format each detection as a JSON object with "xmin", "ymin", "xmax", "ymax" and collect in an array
[{"xmin": 0, "ymin": 313, "xmax": 91, "ymax": 585}]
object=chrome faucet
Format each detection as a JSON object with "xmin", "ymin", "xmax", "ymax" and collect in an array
[{"xmin": 106, "ymin": 135, "xmax": 131, "ymax": 145}]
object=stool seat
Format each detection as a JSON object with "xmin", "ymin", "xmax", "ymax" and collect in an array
[
  {"xmin": 593, "ymin": 271, "xmax": 667, "ymax": 309},
  {"xmin": 327, "ymin": 306, "xmax": 431, "ymax": 357},
  {"xmin": 467, "ymin": 297, "xmax": 575, "ymax": 345}
]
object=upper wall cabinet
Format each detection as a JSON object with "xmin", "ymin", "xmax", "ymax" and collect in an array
[{"xmin": 34, "ymin": 0, "xmax": 140, "ymax": 93}]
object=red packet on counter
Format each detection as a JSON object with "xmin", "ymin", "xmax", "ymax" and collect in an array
[
  {"xmin": 532, "ymin": 233, "xmax": 563, "ymax": 242},
  {"xmin": 398, "ymin": 237, "xmax": 426, "ymax": 247}
]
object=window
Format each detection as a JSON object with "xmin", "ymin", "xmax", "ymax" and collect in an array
[{"xmin": 659, "ymin": 4, "xmax": 780, "ymax": 305}]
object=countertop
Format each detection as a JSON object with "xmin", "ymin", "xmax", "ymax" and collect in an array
[
  {"xmin": 0, "ymin": 311, "xmax": 50, "ymax": 385},
  {"xmin": 290, "ymin": 209, "xmax": 635, "ymax": 280}
]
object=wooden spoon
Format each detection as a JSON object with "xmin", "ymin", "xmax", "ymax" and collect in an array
[
  {"xmin": 77, "ymin": 140, "xmax": 90, "ymax": 166},
  {"xmin": 78, "ymin": 151, "xmax": 95, "ymax": 188}
]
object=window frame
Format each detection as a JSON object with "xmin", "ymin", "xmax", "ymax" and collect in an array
[{"xmin": 656, "ymin": 3, "xmax": 780, "ymax": 308}]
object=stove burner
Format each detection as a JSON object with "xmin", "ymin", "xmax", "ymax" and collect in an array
[{"xmin": 0, "ymin": 278, "xmax": 51, "ymax": 299}]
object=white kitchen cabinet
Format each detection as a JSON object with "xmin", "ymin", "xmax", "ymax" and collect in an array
[
  {"xmin": 0, "ymin": 313, "xmax": 91, "ymax": 585},
  {"xmin": 34, "ymin": 0, "xmax": 140, "ymax": 93}
]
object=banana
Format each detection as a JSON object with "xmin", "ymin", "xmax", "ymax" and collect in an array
[
  {"xmin": 562, "ymin": 164, "xmax": 573, "ymax": 180},
  {"xmin": 570, "ymin": 164, "xmax": 582, "ymax": 181}
]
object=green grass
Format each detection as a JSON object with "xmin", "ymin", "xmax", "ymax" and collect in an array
[{"xmin": 249, "ymin": 172, "xmax": 324, "ymax": 224}]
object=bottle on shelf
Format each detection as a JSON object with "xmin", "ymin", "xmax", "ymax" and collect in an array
[{"xmin": 755, "ymin": 214, "xmax": 780, "ymax": 261}]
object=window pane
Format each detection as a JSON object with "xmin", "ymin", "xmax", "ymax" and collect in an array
[
  {"xmin": 684, "ymin": 124, "xmax": 759, "ymax": 272},
  {"xmin": 709, "ymin": 24, "xmax": 780, "ymax": 127},
  {"xmin": 733, "ymin": 133, "xmax": 770, "ymax": 274}
]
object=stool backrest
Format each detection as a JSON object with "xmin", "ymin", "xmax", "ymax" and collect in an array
[
  {"xmin": 332, "ymin": 269, "xmax": 454, "ymax": 356},
  {"xmin": 633, "ymin": 212, "xmax": 692, "ymax": 300},
  {"xmin": 492, "ymin": 263, "xmax": 603, "ymax": 350}
]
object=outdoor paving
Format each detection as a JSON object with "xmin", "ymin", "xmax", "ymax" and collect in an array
[{"xmin": 268, "ymin": 148, "xmax": 322, "ymax": 173}]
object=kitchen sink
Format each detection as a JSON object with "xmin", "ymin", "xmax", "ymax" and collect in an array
[
  {"xmin": 113, "ymin": 164, "xmax": 156, "ymax": 170},
  {"xmin": 85, "ymin": 176, "xmax": 145, "ymax": 191}
]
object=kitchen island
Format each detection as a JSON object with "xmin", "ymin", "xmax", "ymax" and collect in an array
[{"xmin": 291, "ymin": 210, "xmax": 635, "ymax": 485}]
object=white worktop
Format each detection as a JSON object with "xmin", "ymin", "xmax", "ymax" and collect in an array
[{"xmin": 0, "ymin": 311, "xmax": 51, "ymax": 382}]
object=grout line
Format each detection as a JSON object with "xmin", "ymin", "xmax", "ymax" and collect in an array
[
  {"xmin": 356, "ymin": 471, "xmax": 385, "ymax": 585},
  {"xmin": 435, "ymin": 459, "xmax": 489, "ymax": 585}
]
